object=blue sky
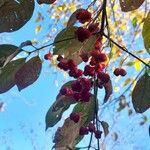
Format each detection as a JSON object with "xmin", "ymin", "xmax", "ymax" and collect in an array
[{"xmin": 0, "ymin": 1, "xmax": 150, "ymax": 150}]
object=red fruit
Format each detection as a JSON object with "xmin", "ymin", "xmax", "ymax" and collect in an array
[
  {"xmin": 79, "ymin": 126, "xmax": 89, "ymax": 135},
  {"xmin": 71, "ymin": 81, "xmax": 82, "ymax": 92},
  {"xmin": 89, "ymin": 57, "xmax": 96, "ymax": 66},
  {"xmin": 79, "ymin": 51, "xmax": 89, "ymax": 62},
  {"xmin": 81, "ymin": 91, "xmax": 91, "ymax": 102},
  {"xmin": 97, "ymin": 72, "xmax": 110, "ymax": 83},
  {"xmin": 88, "ymin": 23, "xmax": 99, "ymax": 33},
  {"xmin": 120, "ymin": 68, "xmax": 127, "ymax": 76},
  {"xmin": 75, "ymin": 27, "xmax": 91, "ymax": 42},
  {"xmin": 70, "ymin": 112, "xmax": 80, "ymax": 123},
  {"xmin": 80, "ymin": 78, "xmax": 92, "ymax": 91},
  {"xmin": 91, "ymin": 50, "xmax": 100, "ymax": 58},
  {"xmin": 44, "ymin": 52, "xmax": 52, "ymax": 60},
  {"xmin": 83, "ymin": 65, "xmax": 95, "ymax": 76},
  {"xmin": 95, "ymin": 63, "xmax": 105, "ymax": 73},
  {"xmin": 88, "ymin": 123, "xmax": 96, "ymax": 132},
  {"xmin": 76, "ymin": 69, "xmax": 83, "ymax": 78},
  {"xmin": 57, "ymin": 59, "xmax": 69, "ymax": 71},
  {"xmin": 67, "ymin": 59, "xmax": 76, "ymax": 70},
  {"xmin": 98, "ymin": 53, "xmax": 107, "ymax": 62},
  {"xmin": 95, "ymin": 130, "xmax": 102, "ymax": 139},
  {"xmin": 73, "ymin": 92, "xmax": 81, "ymax": 101},
  {"xmin": 114, "ymin": 68, "xmax": 120, "ymax": 76},
  {"xmin": 57, "ymin": 55, "xmax": 63, "ymax": 61},
  {"xmin": 76, "ymin": 10, "xmax": 91, "ymax": 24},
  {"xmin": 60, "ymin": 87, "xmax": 73, "ymax": 96}
]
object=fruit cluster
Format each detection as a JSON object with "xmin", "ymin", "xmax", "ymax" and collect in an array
[
  {"xmin": 69, "ymin": 113, "xmax": 103, "ymax": 139},
  {"xmin": 75, "ymin": 10, "xmax": 99, "ymax": 42}
]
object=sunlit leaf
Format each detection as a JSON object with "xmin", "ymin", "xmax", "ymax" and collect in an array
[
  {"xmin": 132, "ymin": 73, "xmax": 150, "ymax": 113},
  {"xmin": 35, "ymin": 25, "xmax": 42, "ymax": 34},
  {"xmin": 53, "ymin": 26, "xmax": 97, "ymax": 64},
  {"xmin": 134, "ymin": 60, "xmax": 142, "ymax": 71}
]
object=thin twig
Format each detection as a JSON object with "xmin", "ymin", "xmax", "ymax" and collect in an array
[{"xmin": 103, "ymin": 33, "xmax": 150, "ymax": 68}]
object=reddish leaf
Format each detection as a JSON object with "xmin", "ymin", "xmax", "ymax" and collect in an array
[
  {"xmin": 54, "ymin": 118, "xmax": 83, "ymax": 150},
  {"xmin": 15, "ymin": 56, "xmax": 42, "ymax": 91},
  {"xmin": 103, "ymin": 80, "xmax": 113, "ymax": 103},
  {"xmin": 67, "ymin": 9, "xmax": 85, "ymax": 27},
  {"xmin": 119, "ymin": 0, "xmax": 145, "ymax": 12}
]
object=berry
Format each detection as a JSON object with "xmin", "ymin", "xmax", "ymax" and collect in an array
[
  {"xmin": 95, "ymin": 63, "xmax": 105, "ymax": 73},
  {"xmin": 83, "ymin": 65, "xmax": 95, "ymax": 76},
  {"xmin": 95, "ymin": 130, "xmax": 102, "ymax": 139},
  {"xmin": 90, "ymin": 57, "xmax": 96, "ymax": 66},
  {"xmin": 88, "ymin": 23, "xmax": 99, "ymax": 33},
  {"xmin": 88, "ymin": 123, "xmax": 96, "ymax": 132},
  {"xmin": 120, "ymin": 68, "xmax": 127, "ymax": 76},
  {"xmin": 73, "ymin": 92, "xmax": 81, "ymax": 101},
  {"xmin": 97, "ymin": 72, "xmax": 110, "ymax": 83},
  {"xmin": 98, "ymin": 53, "xmax": 107, "ymax": 62},
  {"xmin": 71, "ymin": 81, "xmax": 82, "ymax": 92},
  {"xmin": 114, "ymin": 68, "xmax": 127, "ymax": 76},
  {"xmin": 60, "ymin": 87, "xmax": 73, "ymax": 96},
  {"xmin": 79, "ymin": 126, "xmax": 89, "ymax": 135},
  {"xmin": 57, "ymin": 55, "xmax": 63, "ymax": 61},
  {"xmin": 80, "ymin": 78, "xmax": 92, "ymax": 91},
  {"xmin": 44, "ymin": 52, "xmax": 52, "ymax": 60},
  {"xmin": 75, "ymin": 27, "xmax": 91, "ymax": 42},
  {"xmin": 57, "ymin": 59, "xmax": 69, "ymax": 71},
  {"xmin": 67, "ymin": 59, "xmax": 76, "ymax": 70},
  {"xmin": 70, "ymin": 112, "xmax": 80, "ymax": 123},
  {"xmin": 80, "ymin": 91, "xmax": 91, "ymax": 102},
  {"xmin": 114, "ymin": 68, "xmax": 120, "ymax": 76},
  {"xmin": 79, "ymin": 51, "xmax": 89, "ymax": 62},
  {"xmin": 76, "ymin": 10, "xmax": 91, "ymax": 24}
]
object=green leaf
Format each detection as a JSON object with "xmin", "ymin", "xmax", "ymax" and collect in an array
[
  {"xmin": 132, "ymin": 73, "xmax": 150, "ymax": 113},
  {"xmin": 45, "ymin": 81, "xmax": 76, "ymax": 130},
  {"xmin": 0, "ymin": 0, "xmax": 35, "ymax": 33},
  {"xmin": 119, "ymin": 0, "xmax": 145, "ymax": 12},
  {"xmin": 73, "ymin": 96, "xmax": 95, "ymax": 145},
  {"xmin": 142, "ymin": 12, "xmax": 150, "ymax": 54},
  {"xmin": 132, "ymin": 17, "xmax": 137, "ymax": 28},
  {"xmin": 15, "ymin": 56, "xmax": 42, "ymax": 91},
  {"xmin": 0, "ymin": 58, "xmax": 25, "ymax": 94},
  {"xmin": 53, "ymin": 26, "xmax": 97, "ymax": 64},
  {"xmin": 0, "ymin": 44, "xmax": 23, "ymax": 67},
  {"xmin": 53, "ymin": 96, "xmax": 96, "ymax": 149}
]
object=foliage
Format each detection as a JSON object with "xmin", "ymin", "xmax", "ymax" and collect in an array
[{"xmin": 0, "ymin": 0, "xmax": 150, "ymax": 149}]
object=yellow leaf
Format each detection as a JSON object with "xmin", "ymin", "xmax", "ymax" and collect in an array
[
  {"xmin": 35, "ymin": 25, "xmax": 42, "ymax": 34},
  {"xmin": 123, "ymin": 78, "xmax": 132, "ymax": 86},
  {"xmin": 134, "ymin": 60, "xmax": 142, "ymax": 72},
  {"xmin": 114, "ymin": 87, "xmax": 120, "ymax": 92}
]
